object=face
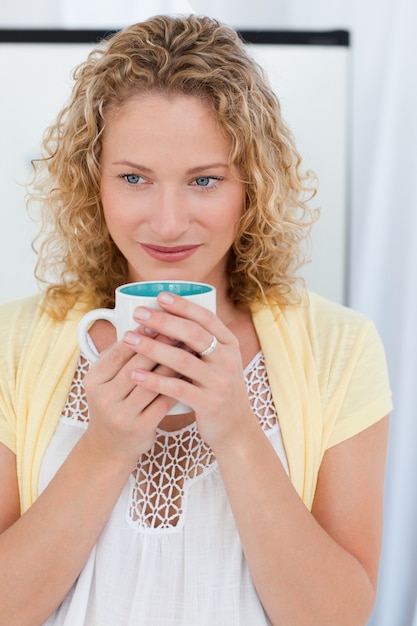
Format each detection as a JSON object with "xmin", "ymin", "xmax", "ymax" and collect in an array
[{"xmin": 100, "ymin": 93, "xmax": 245, "ymax": 299}]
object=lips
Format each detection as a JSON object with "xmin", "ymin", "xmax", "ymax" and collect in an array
[{"xmin": 140, "ymin": 243, "xmax": 200, "ymax": 262}]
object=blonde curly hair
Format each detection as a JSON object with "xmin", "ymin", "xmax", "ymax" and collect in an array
[{"xmin": 30, "ymin": 14, "xmax": 318, "ymax": 319}]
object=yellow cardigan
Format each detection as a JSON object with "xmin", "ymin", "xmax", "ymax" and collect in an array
[{"xmin": 0, "ymin": 292, "xmax": 392, "ymax": 514}]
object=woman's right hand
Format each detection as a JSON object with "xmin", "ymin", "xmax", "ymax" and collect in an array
[{"xmin": 82, "ymin": 329, "xmax": 178, "ymax": 467}]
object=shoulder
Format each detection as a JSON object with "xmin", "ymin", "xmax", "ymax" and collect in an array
[
  {"xmin": 253, "ymin": 290, "xmax": 374, "ymax": 346},
  {"xmin": 0, "ymin": 293, "xmax": 90, "ymax": 326},
  {"xmin": 0, "ymin": 293, "xmax": 44, "ymax": 316},
  {"xmin": 0, "ymin": 293, "xmax": 45, "ymax": 335},
  {"xmin": 297, "ymin": 291, "xmax": 374, "ymax": 345},
  {"xmin": 283, "ymin": 293, "xmax": 391, "ymax": 414},
  {"xmin": 0, "ymin": 295, "xmax": 49, "ymax": 371},
  {"xmin": 299, "ymin": 293, "xmax": 384, "ymax": 366},
  {"xmin": 0, "ymin": 293, "xmax": 88, "ymax": 358},
  {"xmin": 292, "ymin": 291, "xmax": 370, "ymax": 329},
  {"xmin": 252, "ymin": 290, "xmax": 387, "ymax": 379},
  {"xmin": 294, "ymin": 292, "xmax": 388, "ymax": 380}
]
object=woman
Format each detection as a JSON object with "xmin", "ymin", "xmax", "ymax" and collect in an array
[{"xmin": 0, "ymin": 14, "xmax": 391, "ymax": 626}]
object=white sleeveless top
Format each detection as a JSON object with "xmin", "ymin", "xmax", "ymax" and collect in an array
[{"xmin": 39, "ymin": 350, "xmax": 289, "ymax": 626}]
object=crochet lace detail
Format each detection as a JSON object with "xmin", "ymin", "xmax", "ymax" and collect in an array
[
  {"xmin": 61, "ymin": 354, "xmax": 90, "ymax": 423},
  {"xmin": 61, "ymin": 351, "xmax": 278, "ymax": 531}
]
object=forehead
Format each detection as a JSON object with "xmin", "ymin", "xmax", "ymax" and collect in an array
[
  {"xmin": 105, "ymin": 92, "xmax": 214, "ymax": 125},
  {"xmin": 101, "ymin": 93, "xmax": 232, "ymax": 158}
]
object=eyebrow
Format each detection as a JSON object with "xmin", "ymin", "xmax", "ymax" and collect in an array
[
  {"xmin": 186, "ymin": 163, "xmax": 229, "ymax": 175},
  {"xmin": 112, "ymin": 160, "xmax": 229, "ymax": 174}
]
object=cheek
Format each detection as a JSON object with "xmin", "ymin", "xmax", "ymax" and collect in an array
[
  {"xmin": 101, "ymin": 198, "xmax": 120, "ymax": 232},
  {"xmin": 226, "ymin": 195, "xmax": 244, "ymax": 236},
  {"xmin": 101, "ymin": 189, "xmax": 135, "ymax": 230},
  {"xmin": 211, "ymin": 212, "xmax": 241, "ymax": 250},
  {"xmin": 100, "ymin": 185, "xmax": 114, "ymax": 223}
]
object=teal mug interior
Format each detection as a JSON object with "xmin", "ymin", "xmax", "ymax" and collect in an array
[{"xmin": 119, "ymin": 281, "xmax": 213, "ymax": 297}]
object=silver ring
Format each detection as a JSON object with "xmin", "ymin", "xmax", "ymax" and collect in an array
[{"xmin": 199, "ymin": 335, "xmax": 217, "ymax": 357}]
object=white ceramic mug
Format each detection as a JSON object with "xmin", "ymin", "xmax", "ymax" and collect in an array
[{"xmin": 77, "ymin": 280, "xmax": 216, "ymax": 415}]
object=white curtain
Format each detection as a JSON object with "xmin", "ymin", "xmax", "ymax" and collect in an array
[{"xmin": 1, "ymin": 0, "xmax": 416, "ymax": 623}]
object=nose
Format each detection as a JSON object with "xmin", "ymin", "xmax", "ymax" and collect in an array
[{"xmin": 149, "ymin": 185, "xmax": 190, "ymax": 241}]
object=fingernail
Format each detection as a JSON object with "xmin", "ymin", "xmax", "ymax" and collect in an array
[
  {"xmin": 124, "ymin": 331, "xmax": 141, "ymax": 346},
  {"xmin": 134, "ymin": 307, "xmax": 151, "ymax": 320},
  {"xmin": 158, "ymin": 292, "xmax": 175, "ymax": 305},
  {"xmin": 132, "ymin": 370, "xmax": 146, "ymax": 382}
]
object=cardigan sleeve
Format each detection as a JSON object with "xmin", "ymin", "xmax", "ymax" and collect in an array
[
  {"xmin": 323, "ymin": 319, "xmax": 392, "ymax": 449},
  {"xmin": 0, "ymin": 294, "xmax": 85, "ymax": 511},
  {"xmin": 0, "ymin": 298, "xmax": 29, "ymax": 454},
  {"xmin": 0, "ymin": 385, "xmax": 17, "ymax": 453},
  {"xmin": 304, "ymin": 292, "xmax": 393, "ymax": 449}
]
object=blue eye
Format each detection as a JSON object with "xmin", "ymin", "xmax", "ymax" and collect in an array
[
  {"xmin": 195, "ymin": 176, "xmax": 211, "ymax": 187},
  {"xmin": 125, "ymin": 174, "xmax": 141, "ymax": 184},
  {"xmin": 194, "ymin": 176, "xmax": 222, "ymax": 189}
]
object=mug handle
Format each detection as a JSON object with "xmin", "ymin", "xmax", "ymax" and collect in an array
[{"xmin": 77, "ymin": 308, "xmax": 117, "ymax": 362}]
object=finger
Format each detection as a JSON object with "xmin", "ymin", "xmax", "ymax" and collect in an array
[
  {"xmin": 139, "ymin": 391, "xmax": 179, "ymax": 422},
  {"xmin": 135, "ymin": 293, "xmax": 230, "ymax": 343},
  {"xmin": 132, "ymin": 301, "xmax": 236, "ymax": 357},
  {"xmin": 123, "ymin": 330, "xmax": 177, "ymax": 351},
  {"xmin": 158, "ymin": 291, "xmax": 225, "ymax": 332},
  {"xmin": 90, "ymin": 340, "xmax": 155, "ymax": 384},
  {"xmin": 131, "ymin": 366, "xmax": 198, "ymax": 410},
  {"xmin": 91, "ymin": 328, "xmax": 178, "ymax": 386},
  {"xmin": 85, "ymin": 354, "xmax": 182, "ymax": 427},
  {"xmin": 126, "ymin": 334, "xmax": 209, "ymax": 386},
  {"xmin": 120, "ymin": 366, "xmax": 180, "ymax": 413}
]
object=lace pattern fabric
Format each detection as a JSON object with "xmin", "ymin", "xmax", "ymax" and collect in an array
[{"xmin": 61, "ymin": 351, "xmax": 278, "ymax": 532}]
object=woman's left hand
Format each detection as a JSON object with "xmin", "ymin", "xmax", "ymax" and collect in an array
[{"xmin": 123, "ymin": 291, "xmax": 257, "ymax": 451}]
